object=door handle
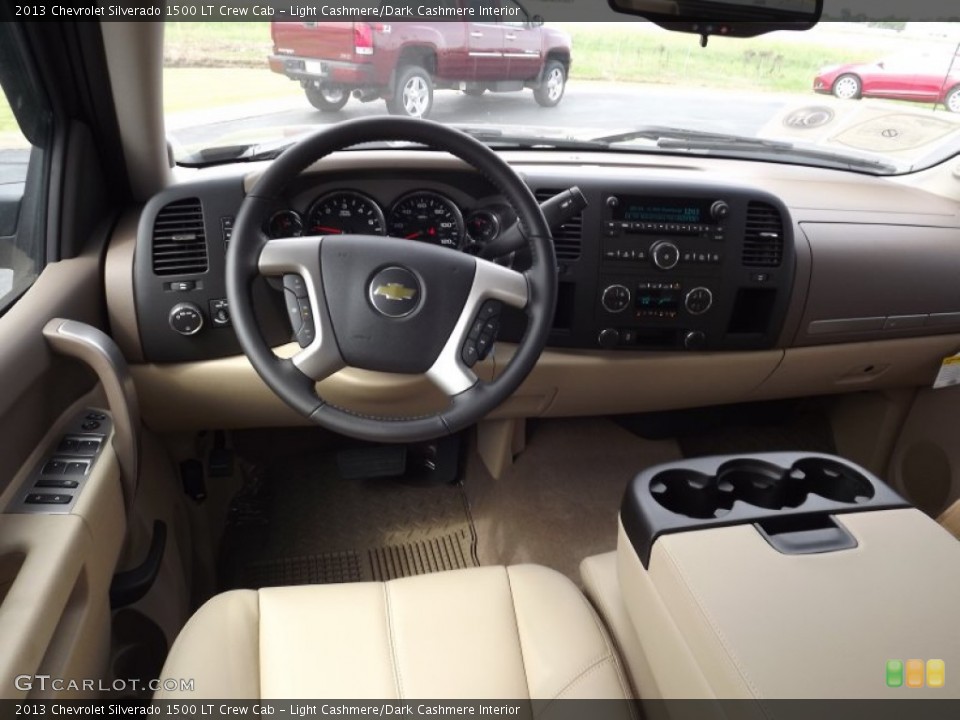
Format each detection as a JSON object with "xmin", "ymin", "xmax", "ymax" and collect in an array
[
  {"xmin": 505, "ymin": 34, "xmax": 517, "ymax": 40},
  {"xmin": 470, "ymin": 31, "xmax": 483, "ymax": 37},
  {"xmin": 43, "ymin": 319, "xmax": 140, "ymax": 516}
]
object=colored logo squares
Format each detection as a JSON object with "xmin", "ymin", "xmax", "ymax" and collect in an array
[{"xmin": 886, "ymin": 659, "xmax": 945, "ymax": 688}]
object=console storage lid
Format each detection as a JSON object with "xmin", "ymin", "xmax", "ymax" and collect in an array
[{"xmin": 617, "ymin": 508, "xmax": 960, "ymax": 699}]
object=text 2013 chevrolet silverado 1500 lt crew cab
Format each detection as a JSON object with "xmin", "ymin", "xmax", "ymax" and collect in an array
[{"xmin": 267, "ymin": 2, "xmax": 572, "ymax": 118}]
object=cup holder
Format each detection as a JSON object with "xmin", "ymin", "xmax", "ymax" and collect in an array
[
  {"xmin": 650, "ymin": 469, "xmax": 731, "ymax": 519},
  {"xmin": 625, "ymin": 452, "xmax": 908, "ymax": 567},
  {"xmin": 791, "ymin": 458, "xmax": 875, "ymax": 505},
  {"xmin": 649, "ymin": 455, "xmax": 877, "ymax": 519}
]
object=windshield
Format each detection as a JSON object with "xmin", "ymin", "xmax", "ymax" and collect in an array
[{"xmin": 164, "ymin": 8, "xmax": 960, "ymax": 175}]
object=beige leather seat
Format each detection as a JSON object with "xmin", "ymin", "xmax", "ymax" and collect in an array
[{"xmin": 156, "ymin": 565, "xmax": 632, "ymax": 700}]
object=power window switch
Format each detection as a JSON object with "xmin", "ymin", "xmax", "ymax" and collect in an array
[
  {"xmin": 65, "ymin": 462, "xmax": 89, "ymax": 476},
  {"xmin": 57, "ymin": 438, "xmax": 81, "ymax": 454},
  {"xmin": 36, "ymin": 479, "xmax": 80, "ymax": 489},
  {"xmin": 78, "ymin": 440, "xmax": 101, "ymax": 455},
  {"xmin": 25, "ymin": 493, "xmax": 72, "ymax": 505},
  {"xmin": 42, "ymin": 460, "xmax": 68, "ymax": 476}
]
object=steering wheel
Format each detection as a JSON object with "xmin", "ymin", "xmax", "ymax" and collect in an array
[{"xmin": 226, "ymin": 117, "xmax": 557, "ymax": 443}]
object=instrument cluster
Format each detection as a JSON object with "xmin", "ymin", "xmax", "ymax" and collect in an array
[{"xmin": 266, "ymin": 189, "xmax": 508, "ymax": 253}]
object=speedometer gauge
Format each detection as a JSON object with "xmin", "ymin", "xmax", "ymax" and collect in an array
[
  {"xmin": 387, "ymin": 191, "xmax": 464, "ymax": 249},
  {"xmin": 306, "ymin": 191, "xmax": 385, "ymax": 236}
]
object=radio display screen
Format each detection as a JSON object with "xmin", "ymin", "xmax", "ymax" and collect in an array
[
  {"xmin": 636, "ymin": 287, "xmax": 680, "ymax": 313},
  {"xmin": 614, "ymin": 197, "xmax": 712, "ymax": 225}
]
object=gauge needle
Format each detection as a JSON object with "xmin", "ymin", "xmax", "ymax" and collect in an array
[
  {"xmin": 312, "ymin": 226, "xmax": 343, "ymax": 234},
  {"xmin": 405, "ymin": 231, "xmax": 422, "ymax": 239}
]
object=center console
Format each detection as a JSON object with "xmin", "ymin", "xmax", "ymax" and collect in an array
[
  {"xmin": 581, "ymin": 453, "xmax": 960, "ymax": 700},
  {"xmin": 534, "ymin": 179, "xmax": 797, "ymax": 353}
]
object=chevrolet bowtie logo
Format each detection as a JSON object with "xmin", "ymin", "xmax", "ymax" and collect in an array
[{"xmin": 373, "ymin": 283, "xmax": 417, "ymax": 301}]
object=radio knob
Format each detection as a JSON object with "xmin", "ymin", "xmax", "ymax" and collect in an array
[
  {"xmin": 601, "ymin": 284, "xmax": 631, "ymax": 313},
  {"xmin": 710, "ymin": 201, "xmax": 730, "ymax": 221},
  {"xmin": 651, "ymin": 241, "xmax": 680, "ymax": 270},
  {"xmin": 685, "ymin": 287, "xmax": 714, "ymax": 316},
  {"xmin": 598, "ymin": 328, "xmax": 621, "ymax": 349},
  {"xmin": 684, "ymin": 331, "xmax": 707, "ymax": 351},
  {"xmin": 169, "ymin": 302, "xmax": 204, "ymax": 336},
  {"xmin": 606, "ymin": 196, "xmax": 619, "ymax": 209}
]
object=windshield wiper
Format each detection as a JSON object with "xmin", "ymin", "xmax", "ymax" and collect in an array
[
  {"xmin": 176, "ymin": 137, "xmax": 302, "ymax": 168},
  {"xmin": 590, "ymin": 126, "xmax": 898, "ymax": 174},
  {"xmin": 453, "ymin": 126, "xmax": 610, "ymax": 150}
]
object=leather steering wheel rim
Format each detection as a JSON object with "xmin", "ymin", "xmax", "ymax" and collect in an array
[{"xmin": 226, "ymin": 117, "xmax": 557, "ymax": 443}]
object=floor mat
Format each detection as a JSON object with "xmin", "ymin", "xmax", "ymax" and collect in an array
[
  {"xmin": 463, "ymin": 418, "xmax": 682, "ymax": 583},
  {"xmin": 219, "ymin": 435, "xmax": 478, "ymax": 589}
]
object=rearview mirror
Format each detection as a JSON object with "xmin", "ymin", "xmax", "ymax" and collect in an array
[
  {"xmin": 530, "ymin": 14, "xmax": 545, "ymax": 27},
  {"xmin": 607, "ymin": 0, "xmax": 823, "ymax": 40}
]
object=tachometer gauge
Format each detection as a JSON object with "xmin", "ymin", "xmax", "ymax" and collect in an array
[
  {"xmin": 465, "ymin": 210, "xmax": 501, "ymax": 245},
  {"xmin": 306, "ymin": 191, "xmax": 386, "ymax": 235},
  {"xmin": 267, "ymin": 210, "xmax": 303, "ymax": 239},
  {"xmin": 387, "ymin": 191, "xmax": 464, "ymax": 249}
]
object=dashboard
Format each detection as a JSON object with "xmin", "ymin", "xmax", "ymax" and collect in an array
[
  {"xmin": 131, "ymin": 163, "xmax": 801, "ymax": 364},
  {"xmin": 113, "ymin": 149, "xmax": 960, "ymax": 428}
]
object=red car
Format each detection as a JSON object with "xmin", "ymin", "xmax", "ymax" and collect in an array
[
  {"xmin": 268, "ymin": 4, "xmax": 572, "ymax": 119},
  {"xmin": 814, "ymin": 51, "xmax": 960, "ymax": 113}
]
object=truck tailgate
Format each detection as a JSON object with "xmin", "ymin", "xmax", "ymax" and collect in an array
[{"xmin": 272, "ymin": 22, "xmax": 357, "ymax": 62}]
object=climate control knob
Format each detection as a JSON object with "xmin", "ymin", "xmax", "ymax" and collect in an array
[
  {"xmin": 598, "ymin": 328, "xmax": 621, "ymax": 349},
  {"xmin": 684, "ymin": 331, "xmax": 707, "ymax": 351},
  {"xmin": 651, "ymin": 241, "xmax": 680, "ymax": 270},
  {"xmin": 601, "ymin": 284, "xmax": 631, "ymax": 313},
  {"xmin": 169, "ymin": 302, "xmax": 204, "ymax": 336},
  {"xmin": 684, "ymin": 287, "xmax": 714, "ymax": 316}
]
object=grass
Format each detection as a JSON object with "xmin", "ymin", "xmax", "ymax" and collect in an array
[
  {"xmin": 1, "ymin": 22, "xmax": 957, "ymax": 140},
  {"xmin": 163, "ymin": 68, "xmax": 301, "ymax": 115}
]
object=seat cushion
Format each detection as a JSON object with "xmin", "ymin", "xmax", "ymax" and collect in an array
[{"xmin": 155, "ymin": 565, "xmax": 631, "ymax": 700}]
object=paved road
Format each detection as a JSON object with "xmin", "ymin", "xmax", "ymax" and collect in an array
[{"xmin": 169, "ymin": 81, "xmax": 792, "ymax": 150}]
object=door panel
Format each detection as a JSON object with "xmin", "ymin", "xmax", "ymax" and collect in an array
[
  {"xmin": 500, "ymin": 1, "xmax": 542, "ymax": 80},
  {"xmin": 467, "ymin": 22, "xmax": 505, "ymax": 79}
]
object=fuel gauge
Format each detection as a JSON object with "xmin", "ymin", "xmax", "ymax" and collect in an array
[
  {"xmin": 267, "ymin": 210, "xmax": 303, "ymax": 239},
  {"xmin": 465, "ymin": 210, "xmax": 501, "ymax": 245}
]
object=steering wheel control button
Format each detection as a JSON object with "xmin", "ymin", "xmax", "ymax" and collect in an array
[
  {"xmin": 368, "ymin": 266, "xmax": 422, "ymax": 318},
  {"xmin": 685, "ymin": 287, "xmax": 714, "ymax": 315},
  {"xmin": 296, "ymin": 299, "xmax": 316, "ymax": 347},
  {"xmin": 461, "ymin": 342, "xmax": 480, "ymax": 367},
  {"xmin": 478, "ymin": 300, "xmax": 502, "ymax": 320},
  {"xmin": 601, "ymin": 284, "xmax": 631, "ymax": 314},
  {"xmin": 283, "ymin": 273, "xmax": 309, "ymax": 298},
  {"xmin": 169, "ymin": 302, "xmax": 205, "ymax": 336},
  {"xmin": 651, "ymin": 241, "xmax": 681, "ymax": 270},
  {"xmin": 284, "ymin": 289, "xmax": 303, "ymax": 335},
  {"xmin": 25, "ymin": 493, "xmax": 72, "ymax": 505}
]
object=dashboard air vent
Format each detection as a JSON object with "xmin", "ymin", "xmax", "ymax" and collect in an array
[
  {"xmin": 742, "ymin": 201, "xmax": 784, "ymax": 268},
  {"xmin": 534, "ymin": 188, "xmax": 582, "ymax": 261},
  {"xmin": 152, "ymin": 198, "xmax": 209, "ymax": 276}
]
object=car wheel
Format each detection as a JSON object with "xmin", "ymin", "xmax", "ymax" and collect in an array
[
  {"xmin": 534, "ymin": 60, "xmax": 566, "ymax": 108},
  {"xmin": 305, "ymin": 84, "xmax": 350, "ymax": 112},
  {"xmin": 832, "ymin": 74, "xmax": 862, "ymax": 100},
  {"xmin": 388, "ymin": 65, "xmax": 434, "ymax": 119},
  {"xmin": 945, "ymin": 86, "xmax": 960, "ymax": 114}
]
